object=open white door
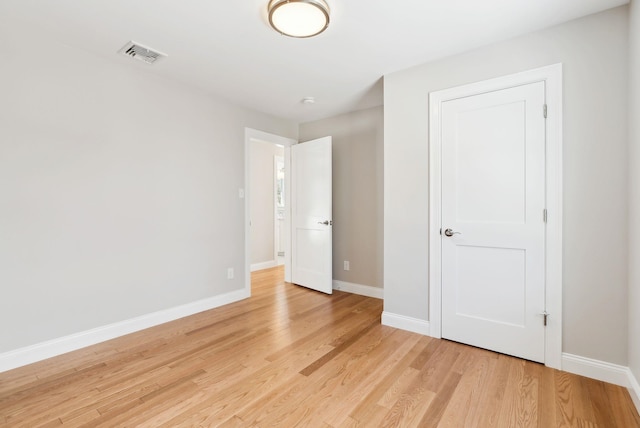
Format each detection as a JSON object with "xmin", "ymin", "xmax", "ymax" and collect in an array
[{"xmin": 291, "ymin": 137, "xmax": 332, "ymax": 294}]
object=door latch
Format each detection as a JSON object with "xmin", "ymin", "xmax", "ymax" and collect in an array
[{"xmin": 541, "ymin": 311, "xmax": 549, "ymax": 326}]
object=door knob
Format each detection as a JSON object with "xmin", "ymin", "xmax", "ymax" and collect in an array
[
  {"xmin": 444, "ymin": 228, "xmax": 461, "ymax": 237},
  {"xmin": 318, "ymin": 220, "xmax": 332, "ymax": 225}
]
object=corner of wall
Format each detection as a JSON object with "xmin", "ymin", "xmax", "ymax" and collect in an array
[
  {"xmin": 629, "ymin": 368, "xmax": 640, "ymax": 415},
  {"xmin": 627, "ymin": 1, "xmax": 640, "ymax": 416}
]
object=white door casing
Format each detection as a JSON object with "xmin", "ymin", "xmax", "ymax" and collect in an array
[
  {"xmin": 291, "ymin": 137, "xmax": 333, "ymax": 294},
  {"xmin": 429, "ymin": 64, "xmax": 563, "ymax": 369},
  {"xmin": 274, "ymin": 155, "xmax": 285, "ymax": 264}
]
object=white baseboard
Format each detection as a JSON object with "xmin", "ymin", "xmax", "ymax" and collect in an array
[
  {"xmin": 0, "ymin": 288, "xmax": 249, "ymax": 374},
  {"xmin": 251, "ymin": 260, "xmax": 278, "ymax": 272},
  {"xmin": 628, "ymin": 368, "xmax": 640, "ymax": 415},
  {"xmin": 381, "ymin": 312, "xmax": 431, "ymax": 335},
  {"xmin": 333, "ymin": 280, "xmax": 383, "ymax": 299},
  {"xmin": 562, "ymin": 353, "xmax": 631, "ymax": 387}
]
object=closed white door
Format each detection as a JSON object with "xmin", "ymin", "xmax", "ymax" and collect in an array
[
  {"xmin": 441, "ymin": 82, "xmax": 546, "ymax": 362},
  {"xmin": 291, "ymin": 137, "xmax": 332, "ymax": 294}
]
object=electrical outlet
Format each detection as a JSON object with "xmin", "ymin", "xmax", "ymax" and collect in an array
[
  {"xmin": 227, "ymin": 268, "xmax": 234, "ymax": 279},
  {"xmin": 344, "ymin": 261, "xmax": 350, "ymax": 271}
]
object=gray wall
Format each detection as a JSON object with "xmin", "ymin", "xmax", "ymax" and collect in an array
[
  {"xmin": 628, "ymin": 0, "xmax": 640, "ymax": 388},
  {"xmin": 0, "ymin": 31, "xmax": 297, "ymax": 353},
  {"xmin": 384, "ymin": 7, "xmax": 629, "ymax": 364},
  {"xmin": 300, "ymin": 106, "xmax": 384, "ymax": 288},
  {"xmin": 250, "ymin": 141, "xmax": 284, "ymax": 265}
]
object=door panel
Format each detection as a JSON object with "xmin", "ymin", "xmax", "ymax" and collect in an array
[
  {"xmin": 454, "ymin": 246, "xmax": 526, "ymax": 326},
  {"xmin": 291, "ymin": 137, "xmax": 332, "ymax": 294},
  {"xmin": 441, "ymin": 82, "xmax": 546, "ymax": 363},
  {"xmin": 455, "ymin": 101, "xmax": 526, "ymax": 224}
]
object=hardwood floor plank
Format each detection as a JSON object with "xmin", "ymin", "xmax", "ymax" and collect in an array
[
  {"xmin": 0, "ymin": 266, "xmax": 638, "ymax": 427},
  {"xmin": 264, "ymin": 295, "xmax": 378, "ymax": 363},
  {"xmin": 414, "ymin": 340, "xmax": 461, "ymax": 393},
  {"xmin": 299, "ymin": 318, "xmax": 379, "ymax": 376},
  {"xmin": 606, "ymin": 380, "xmax": 640, "ymax": 427},
  {"xmin": 378, "ymin": 342, "xmax": 460, "ymax": 426},
  {"xmin": 157, "ymin": 358, "xmax": 305, "ymax": 426},
  {"xmin": 87, "ymin": 380, "xmax": 200, "ymax": 427},
  {"xmin": 537, "ymin": 362, "xmax": 559, "ymax": 427},
  {"xmin": 95, "ymin": 380, "xmax": 161, "ymax": 415},
  {"xmin": 349, "ymin": 337, "xmax": 432, "ymax": 422},
  {"xmin": 555, "ymin": 370, "xmax": 578, "ymax": 427},
  {"xmin": 495, "ymin": 359, "xmax": 538, "ymax": 428},
  {"xmin": 243, "ymin": 324, "xmax": 400, "ymax": 426},
  {"xmin": 351, "ymin": 404, "xmax": 392, "ymax": 427},
  {"xmin": 474, "ymin": 353, "xmax": 514, "ymax": 427},
  {"xmin": 376, "ymin": 366, "xmax": 420, "ymax": 409},
  {"xmin": 555, "ymin": 368, "xmax": 602, "ymax": 427},
  {"xmin": 60, "ymin": 408, "xmax": 101, "ymax": 426},
  {"xmin": 309, "ymin": 329, "xmax": 420, "ymax": 427},
  {"xmin": 437, "ymin": 350, "xmax": 495, "ymax": 427},
  {"xmin": 239, "ymin": 373, "xmax": 310, "ymax": 422},
  {"xmin": 4, "ymin": 387, "xmax": 103, "ymax": 428},
  {"xmin": 417, "ymin": 371, "xmax": 463, "ymax": 427},
  {"xmin": 409, "ymin": 336, "xmax": 443, "ymax": 369},
  {"xmin": 583, "ymin": 376, "xmax": 618, "ymax": 428}
]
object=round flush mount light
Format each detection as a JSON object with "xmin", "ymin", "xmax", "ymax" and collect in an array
[{"xmin": 268, "ymin": 0, "xmax": 330, "ymax": 38}]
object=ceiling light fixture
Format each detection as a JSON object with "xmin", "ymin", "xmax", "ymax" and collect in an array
[{"xmin": 268, "ymin": 0, "xmax": 330, "ymax": 38}]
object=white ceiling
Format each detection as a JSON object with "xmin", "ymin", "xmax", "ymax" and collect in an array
[{"xmin": 0, "ymin": 0, "xmax": 629, "ymax": 123}]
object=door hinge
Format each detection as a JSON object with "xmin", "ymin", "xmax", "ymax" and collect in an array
[
  {"xmin": 543, "ymin": 104, "xmax": 548, "ymax": 119},
  {"xmin": 542, "ymin": 311, "xmax": 549, "ymax": 326},
  {"xmin": 543, "ymin": 209, "xmax": 548, "ymax": 223}
]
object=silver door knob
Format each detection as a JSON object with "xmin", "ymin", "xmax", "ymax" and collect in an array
[
  {"xmin": 444, "ymin": 228, "xmax": 461, "ymax": 237},
  {"xmin": 318, "ymin": 220, "xmax": 332, "ymax": 225}
]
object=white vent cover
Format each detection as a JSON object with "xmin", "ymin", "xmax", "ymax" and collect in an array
[{"xmin": 118, "ymin": 41, "xmax": 167, "ymax": 64}]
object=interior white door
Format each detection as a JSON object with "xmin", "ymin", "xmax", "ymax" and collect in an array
[
  {"xmin": 291, "ymin": 137, "xmax": 332, "ymax": 294},
  {"xmin": 441, "ymin": 81, "xmax": 546, "ymax": 363}
]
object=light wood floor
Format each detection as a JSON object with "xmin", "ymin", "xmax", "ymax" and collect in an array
[{"xmin": 1, "ymin": 267, "xmax": 639, "ymax": 427}]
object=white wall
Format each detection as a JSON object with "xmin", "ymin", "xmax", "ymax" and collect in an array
[
  {"xmin": 384, "ymin": 7, "xmax": 629, "ymax": 364},
  {"xmin": 250, "ymin": 141, "xmax": 284, "ymax": 266},
  {"xmin": 299, "ymin": 107, "xmax": 384, "ymax": 288},
  {"xmin": 628, "ymin": 0, "xmax": 640, "ymax": 391},
  {"xmin": 0, "ymin": 31, "xmax": 296, "ymax": 353}
]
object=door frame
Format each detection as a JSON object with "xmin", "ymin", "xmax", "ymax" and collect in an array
[
  {"xmin": 428, "ymin": 64, "xmax": 563, "ymax": 369},
  {"xmin": 244, "ymin": 128, "xmax": 296, "ymax": 296},
  {"xmin": 274, "ymin": 155, "xmax": 285, "ymax": 265}
]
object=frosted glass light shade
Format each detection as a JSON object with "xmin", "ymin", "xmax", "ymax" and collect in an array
[{"xmin": 268, "ymin": 0, "xmax": 330, "ymax": 38}]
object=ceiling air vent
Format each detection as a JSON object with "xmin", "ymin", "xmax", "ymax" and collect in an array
[{"xmin": 118, "ymin": 41, "xmax": 167, "ymax": 64}]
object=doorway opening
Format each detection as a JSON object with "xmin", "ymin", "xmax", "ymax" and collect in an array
[{"xmin": 244, "ymin": 128, "xmax": 296, "ymax": 295}]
